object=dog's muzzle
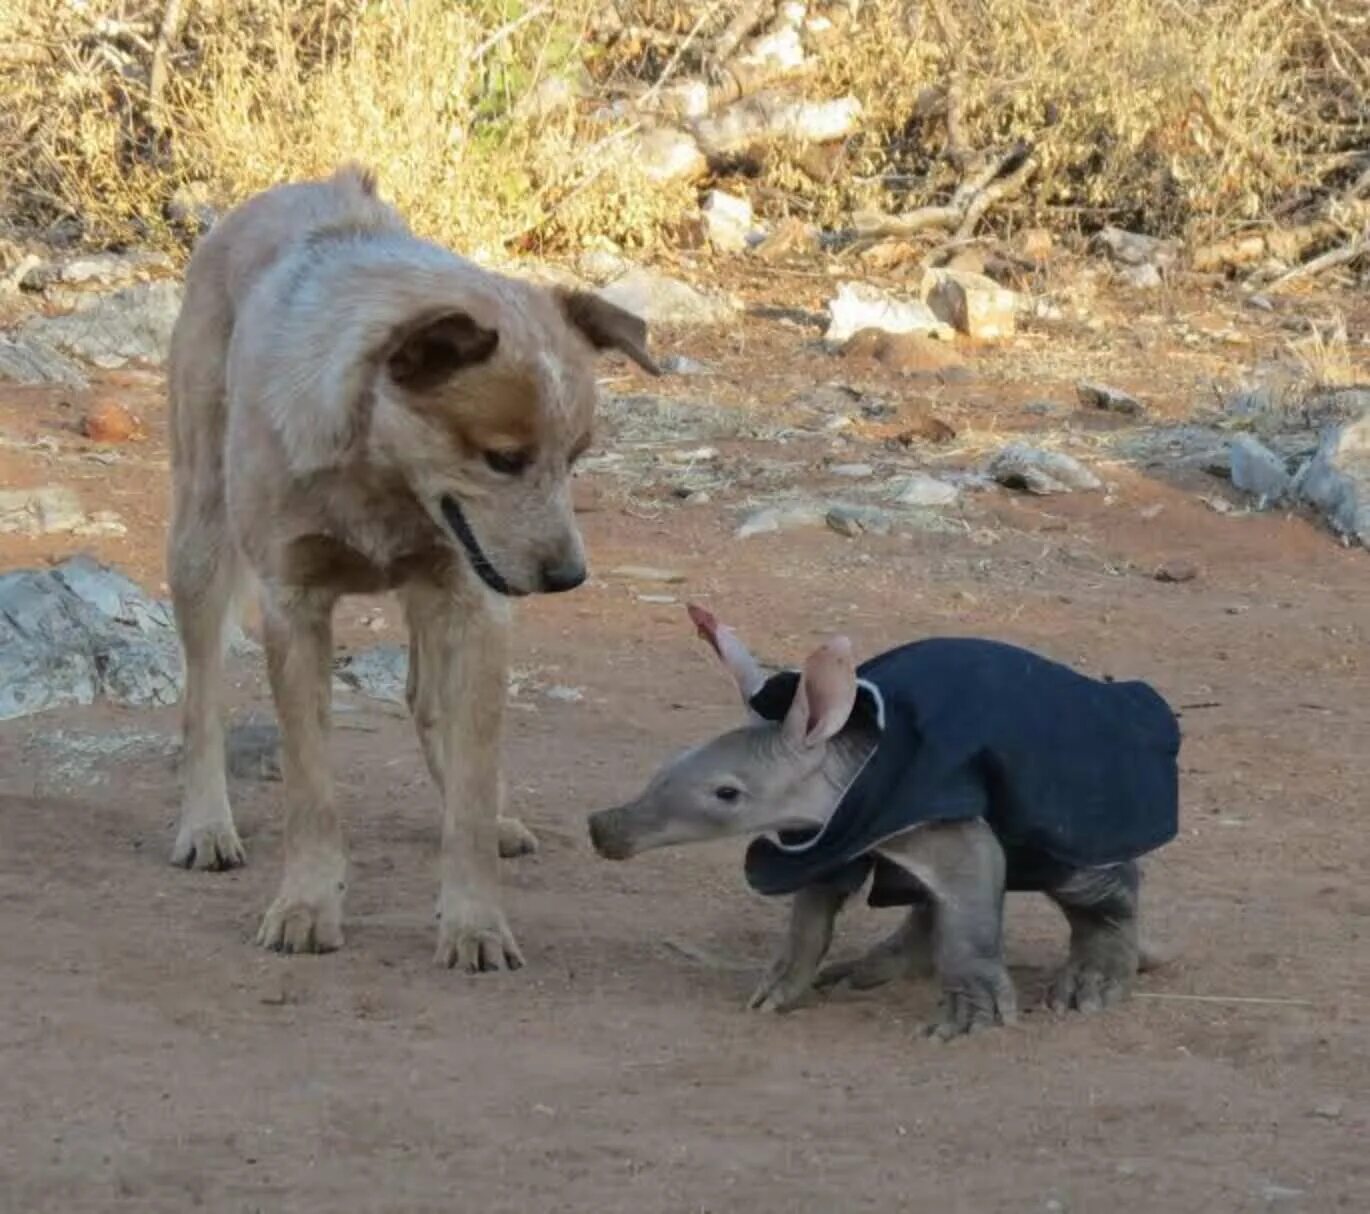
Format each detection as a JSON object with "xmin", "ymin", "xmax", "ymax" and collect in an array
[{"xmin": 440, "ymin": 495, "xmax": 518, "ymax": 597}]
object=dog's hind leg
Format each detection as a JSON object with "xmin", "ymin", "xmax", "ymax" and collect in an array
[
  {"xmin": 1043, "ymin": 861, "xmax": 1141, "ymax": 1013},
  {"xmin": 403, "ymin": 576, "xmax": 524, "ymax": 972},
  {"xmin": 255, "ymin": 587, "xmax": 347, "ymax": 953},
  {"xmin": 168, "ymin": 481, "xmax": 246, "ymax": 871}
]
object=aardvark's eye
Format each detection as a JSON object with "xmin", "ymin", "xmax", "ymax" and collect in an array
[
  {"xmin": 714, "ymin": 785, "xmax": 741, "ymax": 803},
  {"xmin": 484, "ymin": 448, "xmax": 532, "ymax": 476}
]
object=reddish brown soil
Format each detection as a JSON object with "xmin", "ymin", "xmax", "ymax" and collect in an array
[{"xmin": 0, "ymin": 274, "xmax": 1367, "ymax": 1213}]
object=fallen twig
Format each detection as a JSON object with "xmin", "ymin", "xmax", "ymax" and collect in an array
[
  {"xmin": 1265, "ymin": 230, "xmax": 1367, "ymax": 292},
  {"xmin": 1133, "ymin": 992, "xmax": 1314, "ymax": 1007}
]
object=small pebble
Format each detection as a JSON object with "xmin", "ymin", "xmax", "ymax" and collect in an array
[{"xmin": 1154, "ymin": 560, "xmax": 1199, "ymax": 584}]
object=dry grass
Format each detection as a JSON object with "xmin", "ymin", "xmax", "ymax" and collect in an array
[{"xmin": 0, "ymin": 0, "xmax": 1366, "ymax": 256}]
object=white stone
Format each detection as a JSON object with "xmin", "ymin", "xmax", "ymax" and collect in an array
[
  {"xmin": 824, "ymin": 282, "xmax": 954, "ymax": 347},
  {"xmin": 924, "ymin": 269, "xmax": 1018, "ymax": 341}
]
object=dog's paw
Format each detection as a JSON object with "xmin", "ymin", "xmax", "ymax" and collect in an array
[
  {"xmin": 435, "ymin": 892, "xmax": 524, "ymax": 972},
  {"xmin": 256, "ymin": 856, "xmax": 346, "ymax": 954},
  {"xmin": 171, "ymin": 818, "xmax": 245, "ymax": 871},
  {"xmin": 497, "ymin": 816, "xmax": 538, "ymax": 859}
]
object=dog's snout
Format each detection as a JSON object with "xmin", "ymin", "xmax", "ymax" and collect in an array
[{"xmin": 540, "ymin": 556, "xmax": 586, "ymax": 594}]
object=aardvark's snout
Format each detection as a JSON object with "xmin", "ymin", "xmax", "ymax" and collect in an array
[{"xmin": 587, "ymin": 806, "xmax": 636, "ymax": 860}]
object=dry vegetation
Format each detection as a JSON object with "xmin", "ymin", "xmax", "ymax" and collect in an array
[{"xmin": 0, "ymin": 0, "xmax": 1366, "ymax": 261}]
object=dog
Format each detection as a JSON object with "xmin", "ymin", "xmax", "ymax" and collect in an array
[{"xmin": 167, "ymin": 165, "xmax": 657, "ymax": 971}]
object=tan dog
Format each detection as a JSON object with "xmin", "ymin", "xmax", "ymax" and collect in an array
[{"xmin": 167, "ymin": 165, "xmax": 657, "ymax": 971}]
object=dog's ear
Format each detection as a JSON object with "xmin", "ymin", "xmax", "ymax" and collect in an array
[
  {"xmin": 386, "ymin": 311, "xmax": 500, "ymax": 391},
  {"xmin": 556, "ymin": 289, "xmax": 661, "ymax": 376}
]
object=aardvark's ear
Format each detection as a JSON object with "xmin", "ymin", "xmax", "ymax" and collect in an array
[
  {"xmin": 780, "ymin": 636, "xmax": 857, "ymax": 749},
  {"xmin": 687, "ymin": 603, "xmax": 765, "ymax": 708},
  {"xmin": 556, "ymin": 288, "xmax": 661, "ymax": 376},
  {"xmin": 385, "ymin": 310, "xmax": 500, "ymax": 391}
]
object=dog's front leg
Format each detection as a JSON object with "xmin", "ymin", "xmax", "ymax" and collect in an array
[
  {"xmin": 405, "ymin": 581, "xmax": 524, "ymax": 972},
  {"xmin": 255, "ymin": 587, "xmax": 348, "ymax": 954}
]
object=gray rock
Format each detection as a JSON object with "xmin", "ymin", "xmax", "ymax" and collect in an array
[
  {"xmin": 826, "ymin": 504, "xmax": 893, "ymax": 537},
  {"xmin": 1229, "ymin": 434, "xmax": 1292, "ymax": 506},
  {"xmin": 333, "ymin": 645, "xmax": 408, "ymax": 704},
  {"xmin": 21, "ymin": 280, "xmax": 183, "ymax": 369},
  {"xmin": 658, "ymin": 353, "xmax": 712, "ymax": 376},
  {"xmin": 21, "ymin": 251, "xmax": 171, "ymax": 291},
  {"xmin": 598, "ymin": 268, "xmax": 736, "ymax": 327},
  {"xmin": 0, "ymin": 485, "xmax": 87, "ymax": 535},
  {"xmin": 735, "ymin": 501, "xmax": 828, "ymax": 538},
  {"xmin": 824, "ymin": 281, "xmax": 954, "ymax": 347},
  {"xmin": 1090, "ymin": 227, "xmax": 1178, "ymax": 269},
  {"xmin": 1077, "ymin": 381, "xmax": 1145, "ymax": 416},
  {"xmin": 701, "ymin": 189, "xmax": 754, "ymax": 252},
  {"xmin": 226, "ymin": 715, "xmax": 283, "ymax": 782},
  {"xmin": 0, "ymin": 334, "xmax": 89, "ymax": 387},
  {"xmin": 1295, "ymin": 413, "xmax": 1370, "ymax": 546},
  {"xmin": 829, "ymin": 462, "xmax": 874, "ymax": 479},
  {"xmin": 891, "ymin": 473, "xmax": 959, "ymax": 507},
  {"xmin": 0, "ymin": 558, "xmax": 183, "ymax": 720},
  {"xmin": 989, "ymin": 444, "xmax": 1103, "ymax": 494},
  {"xmin": 1117, "ymin": 262, "xmax": 1163, "ymax": 290}
]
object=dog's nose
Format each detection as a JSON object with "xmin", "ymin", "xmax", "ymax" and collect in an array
[{"xmin": 540, "ymin": 557, "xmax": 586, "ymax": 594}]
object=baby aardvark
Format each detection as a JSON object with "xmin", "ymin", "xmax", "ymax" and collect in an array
[{"xmin": 588, "ymin": 606, "xmax": 1180, "ymax": 1039}]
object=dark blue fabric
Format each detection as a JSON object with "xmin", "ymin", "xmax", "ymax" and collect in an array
[{"xmin": 743, "ymin": 638, "xmax": 1180, "ymax": 902}]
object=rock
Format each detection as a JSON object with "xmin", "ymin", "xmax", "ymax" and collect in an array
[
  {"xmin": 72, "ymin": 510, "xmax": 128, "ymax": 537},
  {"xmin": 752, "ymin": 217, "xmax": 819, "ymax": 262},
  {"xmin": 843, "ymin": 328, "xmax": 968, "ymax": 379},
  {"xmin": 1294, "ymin": 413, "xmax": 1370, "ymax": 546},
  {"xmin": 1077, "ymin": 380, "xmax": 1146, "ymax": 416},
  {"xmin": 575, "ymin": 248, "xmax": 632, "ymax": 283},
  {"xmin": 166, "ymin": 182, "xmax": 218, "ymax": 235},
  {"xmin": 1229, "ymin": 435, "xmax": 1293, "ymax": 506},
  {"xmin": 80, "ymin": 401, "xmax": 143, "ymax": 443},
  {"xmin": 658, "ymin": 352, "xmax": 711, "ymax": 376},
  {"xmin": 606, "ymin": 565, "xmax": 686, "ymax": 584},
  {"xmin": 891, "ymin": 473, "xmax": 959, "ymax": 507},
  {"xmin": 826, "ymin": 504, "xmax": 893, "ymax": 537},
  {"xmin": 513, "ymin": 73, "xmax": 581, "ymax": 121},
  {"xmin": 988, "ymin": 444, "xmax": 1103, "ymax": 494},
  {"xmin": 1091, "ymin": 227, "xmax": 1179, "ymax": 269},
  {"xmin": 544, "ymin": 684, "xmax": 584, "ymax": 703},
  {"xmin": 824, "ymin": 282, "xmax": 954, "ymax": 348},
  {"xmin": 1154, "ymin": 560, "xmax": 1199, "ymax": 584},
  {"xmin": 333, "ymin": 645, "xmax": 408, "ymax": 704},
  {"xmin": 630, "ymin": 127, "xmax": 706, "ymax": 183},
  {"xmin": 598, "ymin": 268, "xmax": 736, "ymax": 327},
  {"xmin": 829, "ymin": 463, "xmax": 874, "ymax": 479},
  {"xmin": 923, "ymin": 269, "xmax": 1018, "ymax": 341},
  {"xmin": 226, "ymin": 715, "xmax": 283, "ymax": 781},
  {"xmin": 21, "ymin": 280, "xmax": 182, "ymax": 369},
  {"xmin": 0, "ymin": 557, "xmax": 183, "ymax": 720},
  {"xmin": 21, "ymin": 251, "xmax": 171, "ymax": 292},
  {"xmin": 1312, "ymin": 1099, "xmax": 1345, "ymax": 1121},
  {"xmin": 735, "ymin": 501, "xmax": 827, "ymax": 538},
  {"xmin": 1117, "ymin": 262, "xmax": 1163, "ymax": 290},
  {"xmin": 693, "ymin": 91, "xmax": 862, "ymax": 157},
  {"xmin": 700, "ymin": 189, "xmax": 754, "ymax": 253},
  {"xmin": 0, "ymin": 486, "xmax": 87, "ymax": 535},
  {"xmin": 0, "ymin": 333, "xmax": 89, "ymax": 387}
]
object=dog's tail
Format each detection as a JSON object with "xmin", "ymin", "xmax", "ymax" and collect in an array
[{"xmin": 331, "ymin": 161, "xmax": 379, "ymax": 198}]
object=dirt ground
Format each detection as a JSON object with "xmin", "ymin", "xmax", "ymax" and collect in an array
[{"xmin": 1, "ymin": 266, "xmax": 1367, "ymax": 1213}]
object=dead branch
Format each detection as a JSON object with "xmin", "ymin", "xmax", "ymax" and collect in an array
[
  {"xmin": 708, "ymin": 1, "xmax": 775, "ymax": 75},
  {"xmin": 147, "ymin": 0, "xmax": 190, "ymax": 133},
  {"xmin": 1265, "ymin": 230, "xmax": 1367, "ymax": 291},
  {"xmin": 851, "ymin": 141, "xmax": 1035, "ymax": 241},
  {"xmin": 1190, "ymin": 199, "xmax": 1370, "ymax": 272}
]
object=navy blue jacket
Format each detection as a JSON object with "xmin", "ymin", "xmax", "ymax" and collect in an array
[{"xmin": 743, "ymin": 638, "xmax": 1180, "ymax": 904}]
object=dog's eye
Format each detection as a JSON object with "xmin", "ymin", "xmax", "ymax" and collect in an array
[
  {"xmin": 714, "ymin": 785, "xmax": 741, "ymax": 803},
  {"xmin": 484, "ymin": 448, "xmax": 531, "ymax": 476}
]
